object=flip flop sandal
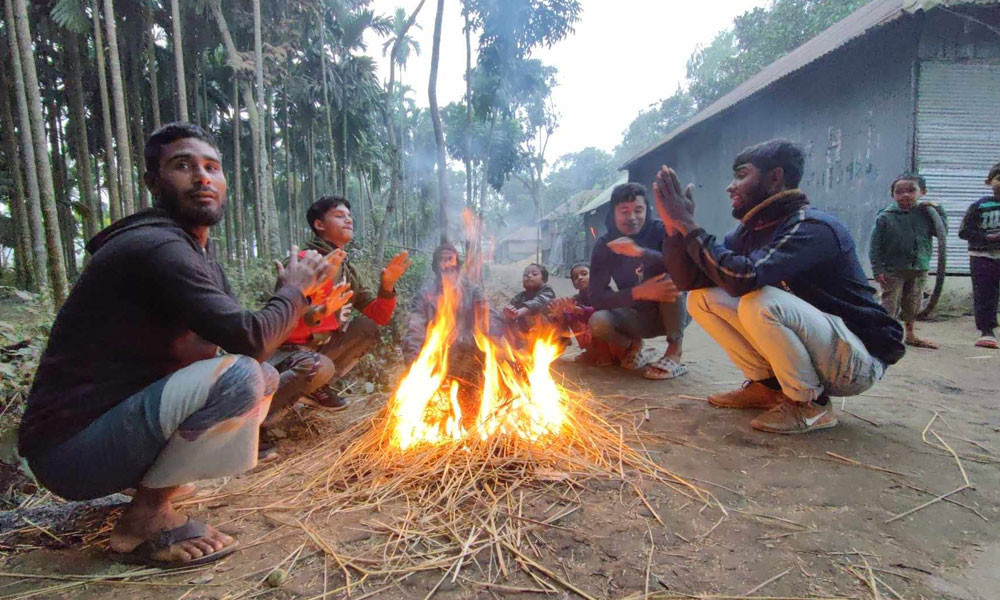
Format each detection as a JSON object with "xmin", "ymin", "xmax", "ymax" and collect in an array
[
  {"xmin": 975, "ymin": 335, "xmax": 999, "ymax": 349},
  {"xmin": 622, "ymin": 345, "xmax": 657, "ymax": 370},
  {"xmin": 642, "ymin": 357, "xmax": 689, "ymax": 380},
  {"xmin": 113, "ymin": 518, "xmax": 239, "ymax": 569}
]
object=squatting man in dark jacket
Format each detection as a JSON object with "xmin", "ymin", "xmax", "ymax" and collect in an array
[
  {"xmin": 18, "ymin": 123, "xmax": 336, "ymax": 567},
  {"xmin": 656, "ymin": 139, "xmax": 905, "ymax": 434}
]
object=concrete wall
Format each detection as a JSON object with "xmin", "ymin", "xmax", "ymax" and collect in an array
[{"xmin": 627, "ymin": 18, "xmax": 921, "ymax": 270}]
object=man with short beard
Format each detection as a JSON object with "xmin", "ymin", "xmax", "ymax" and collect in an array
[
  {"xmin": 18, "ymin": 123, "xmax": 333, "ymax": 567},
  {"xmin": 656, "ymin": 139, "xmax": 905, "ymax": 434}
]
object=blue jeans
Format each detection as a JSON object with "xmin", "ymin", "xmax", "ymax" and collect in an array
[{"xmin": 28, "ymin": 356, "xmax": 277, "ymax": 501}]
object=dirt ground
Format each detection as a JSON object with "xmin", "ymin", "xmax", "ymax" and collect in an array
[{"xmin": 1, "ymin": 265, "xmax": 998, "ymax": 600}]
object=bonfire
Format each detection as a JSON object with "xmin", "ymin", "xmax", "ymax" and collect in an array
[{"xmin": 247, "ymin": 225, "xmax": 721, "ymax": 598}]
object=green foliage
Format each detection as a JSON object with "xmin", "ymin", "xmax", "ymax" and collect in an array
[
  {"xmin": 686, "ymin": 0, "xmax": 871, "ymax": 108},
  {"xmin": 614, "ymin": 88, "xmax": 696, "ymax": 164},
  {"xmin": 543, "ymin": 147, "xmax": 617, "ymax": 213}
]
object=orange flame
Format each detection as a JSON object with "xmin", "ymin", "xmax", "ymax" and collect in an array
[{"xmin": 387, "ymin": 278, "xmax": 567, "ymax": 451}]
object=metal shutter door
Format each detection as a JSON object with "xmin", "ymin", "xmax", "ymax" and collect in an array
[{"xmin": 916, "ymin": 61, "xmax": 1000, "ymax": 274}]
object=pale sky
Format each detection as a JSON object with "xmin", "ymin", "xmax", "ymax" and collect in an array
[{"xmin": 363, "ymin": 0, "xmax": 769, "ymax": 163}]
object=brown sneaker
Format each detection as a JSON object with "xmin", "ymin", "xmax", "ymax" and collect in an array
[
  {"xmin": 750, "ymin": 398, "xmax": 838, "ymax": 434},
  {"xmin": 708, "ymin": 381, "xmax": 784, "ymax": 409}
]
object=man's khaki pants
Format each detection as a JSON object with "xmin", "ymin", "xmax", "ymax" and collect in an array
[{"xmin": 688, "ymin": 286, "xmax": 884, "ymax": 402}]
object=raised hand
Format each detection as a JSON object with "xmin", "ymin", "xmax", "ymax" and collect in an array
[
  {"xmin": 276, "ymin": 247, "xmax": 329, "ymax": 298},
  {"xmin": 653, "ymin": 166, "xmax": 696, "ymax": 235},
  {"xmin": 320, "ymin": 249, "xmax": 347, "ymax": 285},
  {"xmin": 316, "ymin": 282, "xmax": 354, "ymax": 319},
  {"xmin": 607, "ymin": 236, "xmax": 644, "ymax": 257},
  {"xmin": 381, "ymin": 251, "xmax": 413, "ymax": 292},
  {"xmin": 548, "ymin": 297, "xmax": 581, "ymax": 318}
]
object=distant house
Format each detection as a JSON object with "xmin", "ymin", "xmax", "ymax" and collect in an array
[
  {"xmin": 621, "ymin": 0, "xmax": 1000, "ymax": 274},
  {"xmin": 495, "ymin": 225, "xmax": 540, "ymax": 264},
  {"xmin": 576, "ymin": 175, "xmax": 628, "ymax": 256},
  {"xmin": 539, "ymin": 189, "xmax": 599, "ymax": 274}
]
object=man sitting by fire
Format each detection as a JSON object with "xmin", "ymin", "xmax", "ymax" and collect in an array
[
  {"xmin": 655, "ymin": 139, "xmax": 905, "ymax": 434},
  {"xmin": 589, "ymin": 182, "xmax": 690, "ymax": 379},
  {"xmin": 18, "ymin": 123, "xmax": 335, "ymax": 567},
  {"xmin": 261, "ymin": 196, "xmax": 411, "ymax": 440},
  {"xmin": 402, "ymin": 242, "xmax": 502, "ymax": 386}
]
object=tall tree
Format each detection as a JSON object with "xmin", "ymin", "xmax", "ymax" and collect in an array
[
  {"xmin": 375, "ymin": 0, "xmax": 425, "ymax": 263},
  {"xmin": 143, "ymin": 0, "xmax": 160, "ymax": 128},
  {"xmin": 429, "ymin": 0, "xmax": 449, "ymax": 243},
  {"xmin": 4, "ymin": 0, "xmax": 45, "ymax": 292},
  {"xmin": 102, "ymin": 0, "xmax": 135, "ymax": 215},
  {"xmin": 253, "ymin": 0, "xmax": 280, "ymax": 257},
  {"xmin": 91, "ymin": 0, "xmax": 120, "ymax": 223},
  {"xmin": 171, "ymin": 0, "xmax": 188, "ymax": 121},
  {"xmin": 11, "ymin": 0, "xmax": 68, "ymax": 304},
  {"xmin": 232, "ymin": 75, "xmax": 246, "ymax": 272},
  {"xmin": 64, "ymin": 31, "xmax": 100, "ymax": 242},
  {"xmin": 0, "ymin": 47, "xmax": 33, "ymax": 289}
]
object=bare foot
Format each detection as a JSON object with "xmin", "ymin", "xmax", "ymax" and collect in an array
[
  {"xmin": 905, "ymin": 336, "xmax": 938, "ymax": 349},
  {"xmin": 110, "ymin": 502, "xmax": 234, "ymax": 563},
  {"xmin": 121, "ymin": 483, "xmax": 197, "ymax": 501}
]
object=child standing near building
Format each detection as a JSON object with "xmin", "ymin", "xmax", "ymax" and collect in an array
[
  {"xmin": 958, "ymin": 162, "xmax": 1000, "ymax": 349},
  {"xmin": 869, "ymin": 173, "xmax": 947, "ymax": 349}
]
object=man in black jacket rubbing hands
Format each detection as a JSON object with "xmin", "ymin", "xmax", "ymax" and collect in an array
[{"xmin": 655, "ymin": 139, "xmax": 904, "ymax": 434}]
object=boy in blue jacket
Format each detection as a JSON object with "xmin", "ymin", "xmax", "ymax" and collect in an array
[
  {"xmin": 657, "ymin": 139, "xmax": 904, "ymax": 434},
  {"xmin": 959, "ymin": 162, "xmax": 1000, "ymax": 349}
]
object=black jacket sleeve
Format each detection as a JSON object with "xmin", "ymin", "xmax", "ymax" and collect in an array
[
  {"xmin": 682, "ymin": 218, "xmax": 841, "ymax": 297},
  {"xmin": 662, "ymin": 233, "xmax": 715, "ymax": 291},
  {"xmin": 587, "ymin": 242, "xmax": 635, "ymax": 310},
  {"xmin": 143, "ymin": 240, "xmax": 306, "ymax": 360}
]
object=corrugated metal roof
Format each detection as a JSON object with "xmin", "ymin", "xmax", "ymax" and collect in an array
[
  {"xmin": 619, "ymin": 0, "xmax": 996, "ymax": 169},
  {"xmin": 576, "ymin": 174, "xmax": 628, "ymax": 215}
]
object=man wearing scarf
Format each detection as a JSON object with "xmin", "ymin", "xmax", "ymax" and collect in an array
[{"xmin": 657, "ymin": 139, "xmax": 904, "ymax": 434}]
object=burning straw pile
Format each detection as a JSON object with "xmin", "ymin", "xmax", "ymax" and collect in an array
[{"xmin": 245, "ymin": 276, "xmax": 721, "ymax": 597}]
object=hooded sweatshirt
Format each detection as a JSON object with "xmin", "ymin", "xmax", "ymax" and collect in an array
[
  {"xmin": 588, "ymin": 196, "xmax": 668, "ymax": 311},
  {"xmin": 869, "ymin": 202, "xmax": 947, "ymax": 275},
  {"xmin": 19, "ymin": 208, "xmax": 306, "ymax": 458},
  {"xmin": 663, "ymin": 190, "xmax": 905, "ymax": 366}
]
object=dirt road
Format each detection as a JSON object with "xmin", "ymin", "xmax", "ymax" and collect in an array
[{"xmin": 3, "ymin": 266, "xmax": 998, "ymax": 599}]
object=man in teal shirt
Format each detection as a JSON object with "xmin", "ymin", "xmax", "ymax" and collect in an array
[{"xmin": 869, "ymin": 173, "xmax": 947, "ymax": 349}]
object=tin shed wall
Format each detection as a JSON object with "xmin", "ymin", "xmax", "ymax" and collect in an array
[{"xmin": 627, "ymin": 20, "xmax": 920, "ymax": 273}]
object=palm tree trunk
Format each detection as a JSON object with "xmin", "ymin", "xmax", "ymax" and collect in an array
[
  {"xmin": 91, "ymin": 0, "xmax": 121, "ymax": 223},
  {"xmin": 232, "ymin": 75, "xmax": 245, "ymax": 272},
  {"xmin": 464, "ymin": 1, "xmax": 473, "ymax": 210},
  {"xmin": 170, "ymin": 0, "xmax": 188, "ymax": 121},
  {"xmin": 375, "ymin": 0, "xmax": 425, "ymax": 263},
  {"xmin": 11, "ymin": 0, "xmax": 67, "ymax": 304},
  {"xmin": 308, "ymin": 122, "xmax": 316, "ymax": 209},
  {"xmin": 0, "ymin": 62, "xmax": 34, "ymax": 290},
  {"xmin": 284, "ymin": 90, "xmax": 295, "ymax": 248},
  {"xmin": 103, "ymin": 0, "xmax": 135, "ymax": 216},
  {"xmin": 143, "ymin": 0, "xmax": 160, "ymax": 129},
  {"xmin": 318, "ymin": 20, "xmax": 338, "ymax": 199},
  {"xmin": 65, "ymin": 32, "xmax": 99, "ymax": 243},
  {"xmin": 127, "ymin": 31, "xmax": 149, "ymax": 210},
  {"xmin": 429, "ymin": 0, "xmax": 449, "ymax": 244},
  {"xmin": 252, "ymin": 0, "xmax": 279, "ymax": 257},
  {"xmin": 47, "ymin": 95, "xmax": 77, "ymax": 279}
]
